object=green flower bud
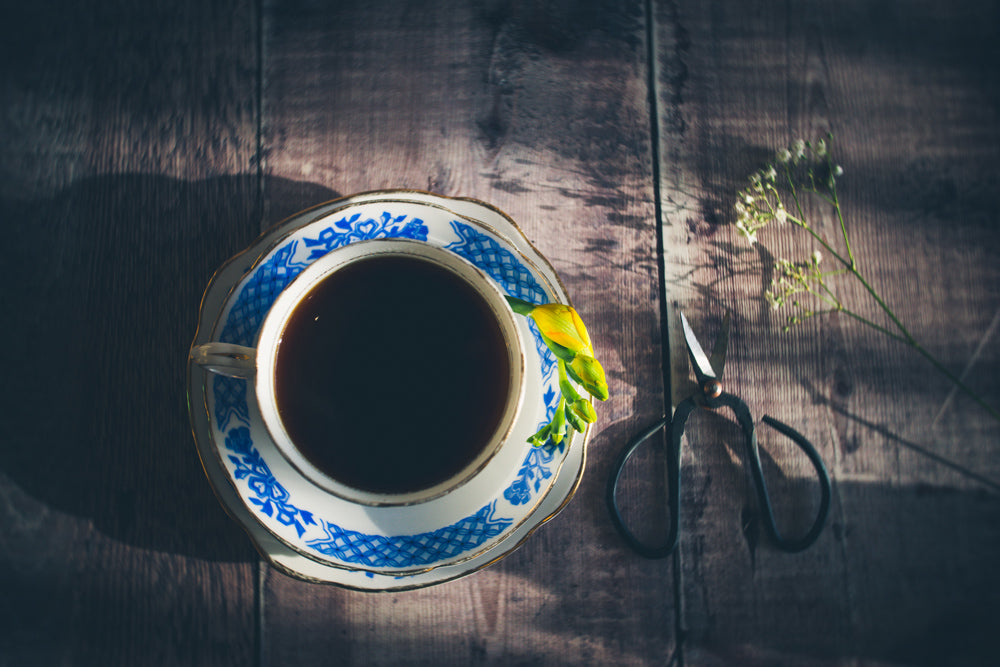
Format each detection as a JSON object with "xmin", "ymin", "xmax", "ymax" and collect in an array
[
  {"xmin": 568, "ymin": 398, "xmax": 597, "ymax": 424},
  {"xmin": 505, "ymin": 297, "xmax": 608, "ymax": 443},
  {"xmin": 527, "ymin": 423, "xmax": 552, "ymax": 448},
  {"xmin": 557, "ymin": 361, "xmax": 583, "ymax": 403},
  {"xmin": 564, "ymin": 402, "xmax": 587, "ymax": 432},
  {"xmin": 567, "ymin": 354, "xmax": 609, "ymax": 401},
  {"xmin": 549, "ymin": 397, "xmax": 568, "ymax": 444}
]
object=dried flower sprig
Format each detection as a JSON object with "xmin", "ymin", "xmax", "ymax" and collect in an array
[
  {"xmin": 506, "ymin": 297, "xmax": 608, "ymax": 446},
  {"xmin": 735, "ymin": 135, "xmax": 999, "ymax": 422}
]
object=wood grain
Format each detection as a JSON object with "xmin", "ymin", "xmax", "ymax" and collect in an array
[
  {"xmin": 654, "ymin": 1, "xmax": 1000, "ymax": 664},
  {"xmin": 2, "ymin": 0, "xmax": 998, "ymax": 664},
  {"xmin": 0, "ymin": 1, "xmax": 261, "ymax": 664},
  {"xmin": 258, "ymin": 0, "xmax": 673, "ymax": 664}
]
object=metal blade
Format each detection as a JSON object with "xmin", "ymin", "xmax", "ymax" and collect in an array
[
  {"xmin": 680, "ymin": 312, "xmax": 717, "ymax": 382},
  {"xmin": 709, "ymin": 312, "xmax": 731, "ymax": 379}
]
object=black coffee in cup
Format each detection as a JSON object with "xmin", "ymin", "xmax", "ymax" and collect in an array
[{"xmin": 273, "ymin": 254, "xmax": 512, "ymax": 495}]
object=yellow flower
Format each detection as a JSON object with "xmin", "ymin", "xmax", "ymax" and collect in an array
[
  {"xmin": 504, "ymin": 296, "xmax": 609, "ymax": 446},
  {"xmin": 528, "ymin": 303, "xmax": 594, "ymax": 361},
  {"xmin": 505, "ymin": 297, "xmax": 609, "ymax": 402}
]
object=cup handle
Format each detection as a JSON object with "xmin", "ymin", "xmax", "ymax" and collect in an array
[{"xmin": 189, "ymin": 343, "xmax": 257, "ymax": 379}]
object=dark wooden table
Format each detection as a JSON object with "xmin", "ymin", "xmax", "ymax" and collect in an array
[{"xmin": 3, "ymin": 1, "xmax": 998, "ymax": 665}]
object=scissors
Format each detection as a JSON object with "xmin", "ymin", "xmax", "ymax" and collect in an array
[{"xmin": 607, "ymin": 312, "xmax": 831, "ymax": 558}]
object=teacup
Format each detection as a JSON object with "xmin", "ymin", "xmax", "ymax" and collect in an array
[{"xmin": 190, "ymin": 238, "xmax": 526, "ymax": 507}]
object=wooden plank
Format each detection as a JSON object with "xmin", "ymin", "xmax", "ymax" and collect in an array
[
  {"xmin": 653, "ymin": 0, "xmax": 1000, "ymax": 664},
  {"xmin": 0, "ymin": 1, "xmax": 261, "ymax": 663},
  {"xmin": 259, "ymin": 0, "xmax": 673, "ymax": 664}
]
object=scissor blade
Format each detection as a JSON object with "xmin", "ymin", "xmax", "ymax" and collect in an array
[
  {"xmin": 709, "ymin": 312, "xmax": 730, "ymax": 379},
  {"xmin": 680, "ymin": 312, "xmax": 717, "ymax": 382}
]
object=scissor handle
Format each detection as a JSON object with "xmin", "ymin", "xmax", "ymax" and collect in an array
[
  {"xmin": 606, "ymin": 400, "xmax": 697, "ymax": 559},
  {"xmin": 714, "ymin": 393, "xmax": 831, "ymax": 552},
  {"xmin": 607, "ymin": 396, "xmax": 831, "ymax": 558}
]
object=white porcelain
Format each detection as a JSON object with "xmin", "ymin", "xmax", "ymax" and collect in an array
[
  {"xmin": 187, "ymin": 191, "xmax": 589, "ymax": 588},
  {"xmin": 191, "ymin": 239, "xmax": 528, "ymax": 508}
]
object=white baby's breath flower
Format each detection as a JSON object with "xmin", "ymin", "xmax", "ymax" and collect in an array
[
  {"xmin": 729, "ymin": 136, "xmax": 1000, "ymax": 426},
  {"xmin": 736, "ymin": 217, "xmax": 757, "ymax": 244},
  {"xmin": 827, "ymin": 165, "xmax": 844, "ymax": 190},
  {"xmin": 794, "ymin": 139, "xmax": 806, "ymax": 160},
  {"xmin": 766, "ymin": 284, "xmax": 782, "ymax": 310}
]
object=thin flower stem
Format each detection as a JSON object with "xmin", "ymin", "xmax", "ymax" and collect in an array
[
  {"xmin": 785, "ymin": 213, "xmax": 850, "ymax": 267},
  {"xmin": 799, "ymin": 274, "xmax": 839, "ymax": 309},
  {"xmin": 819, "ymin": 269, "xmax": 850, "ymax": 279},
  {"xmin": 837, "ymin": 308, "xmax": 911, "ymax": 344},
  {"xmin": 789, "ymin": 202, "xmax": 911, "ymax": 343},
  {"xmin": 824, "ymin": 253, "xmax": 997, "ymax": 420},
  {"xmin": 785, "ymin": 168, "xmax": 807, "ymax": 224},
  {"xmin": 909, "ymin": 341, "xmax": 1000, "ymax": 422},
  {"xmin": 741, "ymin": 138, "xmax": 999, "ymax": 423},
  {"xmin": 846, "ymin": 269, "xmax": 999, "ymax": 419},
  {"xmin": 788, "ymin": 307, "xmax": 842, "ymax": 325},
  {"xmin": 791, "ymin": 202, "xmax": 910, "ymax": 343},
  {"xmin": 846, "ymin": 264, "xmax": 917, "ymax": 345},
  {"xmin": 814, "ymin": 278, "xmax": 842, "ymax": 305},
  {"xmin": 809, "ymin": 192, "xmax": 838, "ymax": 208},
  {"xmin": 827, "ymin": 157, "xmax": 856, "ymax": 269}
]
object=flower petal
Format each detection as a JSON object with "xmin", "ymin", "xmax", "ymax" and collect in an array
[{"xmin": 530, "ymin": 304, "xmax": 592, "ymax": 356}]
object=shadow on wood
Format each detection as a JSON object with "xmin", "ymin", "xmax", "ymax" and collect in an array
[{"xmin": 0, "ymin": 174, "xmax": 338, "ymax": 563}]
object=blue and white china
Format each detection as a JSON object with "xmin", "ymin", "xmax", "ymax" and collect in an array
[
  {"xmin": 187, "ymin": 191, "xmax": 588, "ymax": 589},
  {"xmin": 191, "ymin": 238, "xmax": 529, "ymax": 509}
]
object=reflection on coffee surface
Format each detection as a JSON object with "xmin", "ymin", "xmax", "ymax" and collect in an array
[{"xmin": 274, "ymin": 255, "xmax": 511, "ymax": 495}]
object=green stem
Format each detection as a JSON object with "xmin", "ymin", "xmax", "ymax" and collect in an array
[
  {"xmin": 908, "ymin": 340, "xmax": 1000, "ymax": 422},
  {"xmin": 827, "ymin": 157, "xmax": 856, "ymax": 269},
  {"xmin": 792, "ymin": 173, "xmax": 911, "ymax": 343},
  {"xmin": 505, "ymin": 296, "xmax": 537, "ymax": 316},
  {"xmin": 808, "ymin": 191, "xmax": 838, "ymax": 208},
  {"xmin": 785, "ymin": 167, "xmax": 807, "ymax": 225},
  {"xmin": 765, "ymin": 145, "xmax": 999, "ymax": 423},
  {"xmin": 786, "ymin": 213, "xmax": 850, "ymax": 267},
  {"xmin": 785, "ymin": 173, "xmax": 924, "ymax": 345},
  {"xmin": 812, "ymin": 278, "xmax": 842, "ymax": 309},
  {"xmin": 845, "ymin": 264, "xmax": 917, "ymax": 345},
  {"xmin": 787, "ymin": 307, "xmax": 842, "ymax": 326},
  {"xmin": 837, "ymin": 308, "xmax": 911, "ymax": 345},
  {"xmin": 840, "ymin": 295, "xmax": 1000, "ymax": 422},
  {"xmin": 557, "ymin": 360, "xmax": 582, "ymax": 403}
]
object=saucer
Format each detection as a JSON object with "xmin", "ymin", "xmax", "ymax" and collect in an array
[{"xmin": 188, "ymin": 191, "xmax": 588, "ymax": 588}]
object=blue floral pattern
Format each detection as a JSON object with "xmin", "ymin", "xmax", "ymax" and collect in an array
[
  {"xmin": 211, "ymin": 210, "xmax": 563, "ymax": 569},
  {"xmin": 226, "ymin": 427, "xmax": 316, "ymax": 538},
  {"xmin": 504, "ymin": 385, "xmax": 563, "ymax": 506},
  {"xmin": 302, "ymin": 211, "xmax": 429, "ymax": 259},
  {"xmin": 446, "ymin": 220, "xmax": 557, "ymax": 380},
  {"xmin": 213, "ymin": 212, "xmax": 430, "ymax": 429},
  {"xmin": 504, "ymin": 439, "xmax": 564, "ymax": 506}
]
